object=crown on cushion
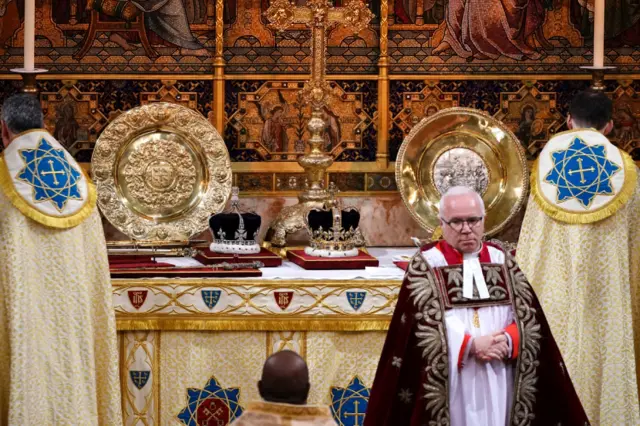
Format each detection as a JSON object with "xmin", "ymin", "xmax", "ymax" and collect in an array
[
  {"xmin": 304, "ymin": 183, "xmax": 365, "ymax": 257},
  {"xmin": 208, "ymin": 187, "xmax": 261, "ymax": 254}
]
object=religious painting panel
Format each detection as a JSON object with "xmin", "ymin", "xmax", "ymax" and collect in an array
[
  {"xmin": 387, "ymin": 1, "xmax": 640, "ymax": 74},
  {"xmin": 224, "ymin": 80, "xmax": 377, "ymax": 162},
  {"xmin": 0, "ymin": 0, "xmax": 216, "ymax": 73},
  {"xmin": 389, "ymin": 80, "xmax": 461, "ymax": 160},
  {"xmin": 222, "ymin": 0, "xmax": 380, "ymax": 74},
  {"xmin": 494, "ymin": 85, "xmax": 565, "ymax": 160},
  {"xmin": 33, "ymin": 79, "xmax": 212, "ymax": 162},
  {"xmin": 41, "ymin": 83, "xmax": 109, "ymax": 162},
  {"xmin": 609, "ymin": 83, "xmax": 640, "ymax": 160}
]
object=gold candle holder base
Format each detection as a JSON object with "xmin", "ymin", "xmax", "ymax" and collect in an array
[
  {"xmin": 580, "ymin": 66, "xmax": 616, "ymax": 91},
  {"xmin": 266, "ymin": 107, "xmax": 333, "ymax": 248},
  {"xmin": 10, "ymin": 68, "xmax": 48, "ymax": 94}
]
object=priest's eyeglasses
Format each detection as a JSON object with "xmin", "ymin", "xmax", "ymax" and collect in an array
[{"xmin": 441, "ymin": 216, "xmax": 484, "ymax": 232}]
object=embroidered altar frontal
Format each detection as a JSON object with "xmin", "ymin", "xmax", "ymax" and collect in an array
[{"xmin": 114, "ymin": 248, "xmax": 407, "ymax": 425}]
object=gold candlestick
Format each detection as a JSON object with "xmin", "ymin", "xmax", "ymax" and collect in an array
[
  {"xmin": 10, "ymin": 68, "xmax": 48, "ymax": 95},
  {"xmin": 580, "ymin": 66, "xmax": 616, "ymax": 91}
]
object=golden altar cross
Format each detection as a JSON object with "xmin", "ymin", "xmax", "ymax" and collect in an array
[
  {"xmin": 266, "ymin": 0, "xmax": 373, "ymax": 109},
  {"xmin": 264, "ymin": 0, "xmax": 373, "ymax": 248}
]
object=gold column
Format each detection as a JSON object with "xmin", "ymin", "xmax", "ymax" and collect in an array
[
  {"xmin": 213, "ymin": 0, "xmax": 225, "ymax": 133},
  {"xmin": 376, "ymin": 0, "xmax": 390, "ymax": 170}
]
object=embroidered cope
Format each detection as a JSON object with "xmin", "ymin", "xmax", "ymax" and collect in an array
[
  {"xmin": 518, "ymin": 132, "xmax": 640, "ymax": 426},
  {"xmin": 0, "ymin": 131, "xmax": 122, "ymax": 425},
  {"xmin": 364, "ymin": 240, "xmax": 588, "ymax": 426},
  {"xmin": 230, "ymin": 401, "xmax": 337, "ymax": 426}
]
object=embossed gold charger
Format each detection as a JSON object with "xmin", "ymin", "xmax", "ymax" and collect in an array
[
  {"xmin": 395, "ymin": 107, "xmax": 529, "ymax": 236},
  {"xmin": 91, "ymin": 103, "xmax": 263, "ymax": 277}
]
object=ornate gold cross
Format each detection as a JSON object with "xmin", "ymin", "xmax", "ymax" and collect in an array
[
  {"xmin": 42, "ymin": 159, "xmax": 65, "ymax": 185},
  {"xmin": 264, "ymin": 0, "xmax": 373, "ymax": 248},
  {"xmin": 265, "ymin": 0, "xmax": 373, "ymax": 110},
  {"xmin": 344, "ymin": 400, "xmax": 366, "ymax": 425},
  {"xmin": 568, "ymin": 157, "xmax": 595, "ymax": 184}
]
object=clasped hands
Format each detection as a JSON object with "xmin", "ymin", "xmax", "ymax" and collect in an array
[{"xmin": 470, "ymin": 331, "xmax": 509, "ymax": 362}]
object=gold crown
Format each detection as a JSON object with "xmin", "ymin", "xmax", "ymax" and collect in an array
[{"xmin": 305, "ymin": 183, "xmax": 365, "ymax": 252}]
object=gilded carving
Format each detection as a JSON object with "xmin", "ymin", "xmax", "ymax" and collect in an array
[
  {"xmin": 121, "ymin": 137, "xmax": 197, "ymax": 214},
  {"xmin": 93, "ymin": 102, "xmax": 232, "ymax": 241}
]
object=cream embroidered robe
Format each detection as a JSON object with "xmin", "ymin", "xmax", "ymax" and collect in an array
[
  {"xmin": 0, "ymin": 130, "xmax": 122, "ymax": 425},
  {"xmin": 230, "ymin": 401, "xmax": 337, "ymax": 426},
  {"xmin": 517, "ymin": 129, "xmax": 640, "ymax": 426}
]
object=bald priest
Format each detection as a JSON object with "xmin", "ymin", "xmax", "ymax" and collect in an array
[{"xmin": 364, "ymin": 186, "xmax": 589, "ymax": 426}]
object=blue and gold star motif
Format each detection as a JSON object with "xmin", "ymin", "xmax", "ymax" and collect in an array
[
  {"xmin": 17, "ymin": 138, "xmax": 82, "ymax": 211},
  {"xmin": 544, "ymin": 137, "xmax": 621, "ymax": 208},
  {"xmin": 177, "ymin": 376, "xmax": 243, "ymax": 426},
  {"xmin": 331, "ymin": 376, "xmax": 370, "ymax": 426}
]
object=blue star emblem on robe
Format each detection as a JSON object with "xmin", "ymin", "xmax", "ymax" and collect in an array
[
  {"xmin": 17, "ymin": 138, "xmax": 82, "ymax": 211},
  {"xmin": 544, "ymin": 137, "xmax": 621, "ymax": 208},
  {"xmin": 177, "ymin": 376, "xmax": 243, "ymax": 426},
  {"xmin": 331, "ymin": 376, "xmax": 370, "ymax": 426}
]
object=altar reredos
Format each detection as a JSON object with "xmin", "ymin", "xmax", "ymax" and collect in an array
[
  {"xmin": 92, "ymin": 102, "xmax": 232, "ymax": 241},
  {"xmin": 396, "ymin": 107, "xmax": 529, "ymax": 236}
]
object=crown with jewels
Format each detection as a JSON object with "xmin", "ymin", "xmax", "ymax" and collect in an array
[
  {"xmin": 304, "ymin": 183, "xmax": 365, "ymax": 257},
  {"xmin": 208, "ymin": 187, "xmax": 261, "ymax": 254}
]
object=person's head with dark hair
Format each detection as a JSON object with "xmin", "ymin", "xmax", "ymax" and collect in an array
[
  {"xmin": 258, "ymin": 350, "xmax": 310, "ymax": 405},
  {"xmin": 567, "ymin": 89, "xmax": 614, "ymax": 135},
  {"xmin": 1, "ymin": 93, "xmax": 44, "ymax": 148}
]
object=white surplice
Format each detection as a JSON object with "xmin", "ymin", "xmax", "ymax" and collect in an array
[{"xmin": 421, "ymin": 245, "xmax": 514, "ymax": 426}]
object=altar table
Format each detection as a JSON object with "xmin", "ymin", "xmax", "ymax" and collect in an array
[{"xmin": 114, "ymin": 247, "xmax": 414, "ymax": 426}]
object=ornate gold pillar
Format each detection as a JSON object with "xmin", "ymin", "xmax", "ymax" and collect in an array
[
  {"xmin": 213, "ymin": 0, "xmax": 225, "ymax": 133},
  {"xmin": 376, "ymin": 0, "xmax": 390, "ymax": 169}
]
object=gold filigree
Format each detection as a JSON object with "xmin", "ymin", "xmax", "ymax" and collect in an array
[
  {"xmin": 93, "ymin": 103, "xmax": 232, "ymax": 241},
  {"xmin": 122, "ymin": 138, "xmax": 197, "ymax": 213},
  {"xmin": 406, "ymin": 253, "xmax": 449, "ymax": 424},
  {"xmin": 506, "ymin": 251, "xmax": 541, "ymax": 426}
]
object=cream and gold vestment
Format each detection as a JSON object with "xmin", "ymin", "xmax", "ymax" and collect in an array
[
  {"xmin": 230, "ymin": 401, "xmax": 337, "ymax": 426},
  {"xmin": 517, "ymin": 128, "xmax": 640, "ymax": 426},
  {"xmin": 0, "ymin": 130, "xmax": 122, "ymax": 425}
]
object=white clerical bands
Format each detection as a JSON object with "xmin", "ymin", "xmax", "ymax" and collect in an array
[{"xmin": 462, "ymin": 257, "xmax": 490, "ymax": 300}]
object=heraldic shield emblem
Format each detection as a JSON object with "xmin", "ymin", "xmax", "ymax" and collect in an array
[
  {"xmin": 346, "ymin": 291, "xmax": 366, "ymax": 311},
  {"xmin": 201, "ymin": 290, "xmax": 221, "ymax": 310},
  {"xmin": 177, "ymin": 376, "xmax": 243, "ymax": 426}
]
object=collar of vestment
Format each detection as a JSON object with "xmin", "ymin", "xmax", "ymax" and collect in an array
[
  {"xmin": 246, "ymin": 401, "xmax": 333, "ymax": 418},
  {"xmin": 531, "ymin": 127, "xmax": 637, "ymax": 224},
  {"xmin": 0, "ymin": 129, "xmax": 96, "ymax": 228},
  {"xmin": 422, "ymin": 240, "xmax": 511, "ymax": 308}
]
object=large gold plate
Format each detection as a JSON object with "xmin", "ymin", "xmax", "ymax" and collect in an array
[
  {"xmin": 396, "ymin": 107, "xmax": 528, "ymax": 236},
  {"xmin": 92, "ymin": 103, "xmax": 232, "ymax": 241}
]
